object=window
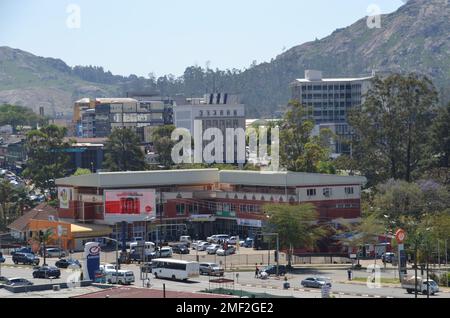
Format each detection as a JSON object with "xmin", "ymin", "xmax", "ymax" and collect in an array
[
  {"xmin": 307, "ymin": 189, "xmax": 316, "ymax": 196},
  {"xmin": 323, "ymin": 188, "xmax": 332, "ymax": 197},
  {"xmin": 176, "ymin": 204, "xmax": 185, "ymax": 215},
  {"xmin": 345, "ymin": 187, "xmax": 354, "ymax": 195},
  {"xmin": 233, "ymin": 110, "xmax": 237, "ymax": 116}
]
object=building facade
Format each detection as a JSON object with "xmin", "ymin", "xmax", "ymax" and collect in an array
[
  {"xmin": 55, "ymin": 169, "xmax": 366, "ymax": 250},
  {"xmin": 174, "ymin": 94, "xmax": 246, "ymax": 163},
  {"xmin": 290, "ymin": 70, "xmax": 373, "ymax": 155}
]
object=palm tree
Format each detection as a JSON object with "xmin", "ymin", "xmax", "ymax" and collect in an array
[{"xmin": 31, "ymin": 228, "xmax": 53, "ymax": 266}]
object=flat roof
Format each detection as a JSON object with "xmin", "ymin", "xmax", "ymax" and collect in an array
[
  {"xmin": 56, "ymin": 169, "xmax": 366, "ymax": 188},
  {"xmin": 292, "ymin": 76, "xmax": 373, "ymax": 84}
]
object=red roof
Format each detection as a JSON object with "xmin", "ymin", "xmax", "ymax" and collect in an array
[{"xmin": 72, "ymin": 287, "xmax": 235, "ymax": 299}]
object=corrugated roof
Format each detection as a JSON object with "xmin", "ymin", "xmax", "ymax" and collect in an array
[{"xmin": 7, "ymin": 203, "xmax": 58, "ymax": 232}]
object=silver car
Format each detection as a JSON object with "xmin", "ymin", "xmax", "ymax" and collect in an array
[{"xmin": 206, "ymin": 244, "xmax": 220, "ymax": 255}]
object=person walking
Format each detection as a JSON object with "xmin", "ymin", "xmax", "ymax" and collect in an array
[{"xmin": 255, "ymin": 264, "xmax": 260, "ymax": 278}]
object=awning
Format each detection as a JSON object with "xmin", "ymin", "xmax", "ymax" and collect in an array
[{"xmin": 71, "ymin": 223, "xmax": 112, "ymax": 238}]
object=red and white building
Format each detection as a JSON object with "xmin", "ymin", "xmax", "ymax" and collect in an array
[{"xmin": 55, "ymin": 169, "xmax": 366, "ymax": 245}]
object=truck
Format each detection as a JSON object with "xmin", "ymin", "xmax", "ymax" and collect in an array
[{"xmin": 401, "ymin": 276, "xmax": 439, "ymax": 295}]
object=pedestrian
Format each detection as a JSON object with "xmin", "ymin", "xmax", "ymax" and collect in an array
[{"xmin": 255, "ymin": 264, "xmax": 259, "ymax": 278}]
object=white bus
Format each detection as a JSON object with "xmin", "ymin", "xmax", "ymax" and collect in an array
[{"xmin": 152, "ymin": 259, "xmax": 200, "ymax": 281}]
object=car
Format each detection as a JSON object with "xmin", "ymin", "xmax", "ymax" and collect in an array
[
  {"xmin": 216, "ymin": 245, "xmax": 236, "ymax": 256},
  {"xmin": 199, "ymin": 262, "xmax": 224, "ymax": 276},
  {"xmin": 5, "ymin": 278, "xmax": 34, "ymax": 287},
  {"xmin": 100, "ymin": 264, "xmax": 118, "ymax": 273},
  {"xmin": 179, "ymin": 236, "xmax": 192, "ymax": 247},
  {"xmin": 191, "ymin": 240, "xmax": 205, "ymax": 250},
  {"xmin": 106, "ymin": 270, "xmax": 135, "ymax": 285},
  {"xmin": 206, "ymin": 244, "xmax": 221, "ymax": 255},
  {"xmin": 43, "ymin": 247, "xmax": 66, "ymax": 258},
  {"xmin": 11, "ymin": 247, "xmax": 33, "ymax": 256},
  {"xmin": 196, "ymin": 242, "xmax": 211, "ymax": 251},
  {"xmin": 261, "ymin": 265, "xmax": 287, "ymax": 276},
  {"xmin": 32, "ymin": 266, "xmax": 61, "ymax": 279},
  {"xmin": 55, "ymin": 258, "xmax": 81, "ymax": 269},
  {"xmin": 382, "ymin": 252, "xmax": 395, "ymax": 263},
  {"xmin": 301, "ymin": 277, "xmax": 332, "ymax": 289},
  {"xmin": 151, "ymin": 247, "xmax": 173, "ymax": 258},
  {"xmin": 243, "ymin": 238, "xmax": 254, "ymax": 248},
  {"xmin": 226, "ymin": 236, "xmax": 239, "ymax": 245},
  {"xmin": 12, "ymin": 252, "xmax": 40, "ymax": 265},
  {"xmin": 0, "ymin": 252, "xmax": 5, "ymax": 263},
  {"xmin": 207, "ymin": 235, "xmax": 230, "ymax": 243},
  {"xmin": 172, "ymin": 245, "xmax": 190, "ymax": 254}
]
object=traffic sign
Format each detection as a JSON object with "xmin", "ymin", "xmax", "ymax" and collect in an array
[{"xmin": 395, "ymin": 229, "xmax": 406, "ymax": 244}]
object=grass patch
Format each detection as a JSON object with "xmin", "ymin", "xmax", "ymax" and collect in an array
[
  {"xmin": 201, "ymin": 288, "xmax": 294, "ymax": 298},
  {"xmin": 353, "ymin": 277, "xmax": 400, "ymax": 284}
]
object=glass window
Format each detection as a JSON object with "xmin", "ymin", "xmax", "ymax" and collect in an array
[{"xmin": 323, "ymin": 188, "xmax": 332, "ymax": 197}]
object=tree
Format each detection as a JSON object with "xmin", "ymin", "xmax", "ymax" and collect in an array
[
  {"xmin": 31, "ymin": 228, "xmax": 53, "ymax": 266},
  {"xmin": 151, "ymin": 125, "xmax": 176, "ymax": 168},
  {"xmin": 23, "ymin": 125, "xmax": 71, "ymax": 199},
  {"xmin": 0, "ymin": 104, "xmax": 42, "ymax": 133},
  {"xmin": 103, "ymin": 128, "xmax": 147, "ymax": 172},
  {"xmin": 263, "ymin": 203, "xmax": 326, "ymax": 267},
  {"xmin": 73, "ymin": 168, "xmax": 92, "ymax": 176},
  {"xmin": 348, "ymin": 74, "xmax": 439, "ymax": 185},
  {"xmin": 0, "ymin": 180, "xmax": 34, "ymax": 230},
  {"xmin": 280, "ymin": 100, "xmax": 335, "ymax": 172},
  {"xmin": 429, "ymin": 103, "xmax": 450, "ymax": 169}
]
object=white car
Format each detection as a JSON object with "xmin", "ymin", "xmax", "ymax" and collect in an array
[
  {"xmin": 207, "ymin": 235, "xmax": 230, "ymax": 243},
  {"xmin": 100, "ymin": 264, "xmax": 117, "ymax": 273},
  {"xmin": 227, "ymin": 236, "xmax": 239, "ymax": 245},
  {"xmin": 216, "ymin": 246, "xmax": 236, "ymax": 256},
  {"xmin": 206, "ymin": 244, "xmax": 221, "ymax": 255},
  {"xmin": 191, "ymin": 240, "xmax": 205, "ymax": 250},
  {"xmin": 106, "ymin": 270, "xmax": 135, "ymax": 285},
  {"xmin": 196, "ymin": 242, "xmax": 211, "ymax": 251}
]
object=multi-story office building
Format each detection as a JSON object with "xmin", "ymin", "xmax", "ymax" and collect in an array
[
  {"xmin": 291, "ymin": 70, "xmax": 373, "ymax": 155},
  {"xmin": 74, "ymin": 97, "xmax": 174, "ymax": 140},
  {"xmin": 54, "ymin": 169, "xmax": 366, "ymax": 251},
  {"xmin": 174, "ymin": 93, "xmax": 246, "ymax": 163}
]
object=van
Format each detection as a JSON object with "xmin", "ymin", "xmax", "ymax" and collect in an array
[
  {"xmin": 106, "ymin": 270, "xmax": 135, "ymax": 285},
  {"xmin": 179, "ymin": 236, "xmax": 192, "ymax": 247}
]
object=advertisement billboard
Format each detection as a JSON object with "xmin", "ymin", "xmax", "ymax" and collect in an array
[
  {"xmin": 104, "ymin": 189, "xmax": 156, "ymax": 223},
  {"xmin": 58, "ymin": 187, "xmax": 72, "ymax": 209}
]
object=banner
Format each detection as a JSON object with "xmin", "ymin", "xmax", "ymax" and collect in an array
[
  {"xmin": 83, "ymin": 242, "xmax": 100, "ymax": 281},
  {"xmin": 58, "ymin": 187, "xmax": 71, "ymax": 209},
  {"xmin": 104, "ymin": 189, "xmax": 156, "ymax": 223}
]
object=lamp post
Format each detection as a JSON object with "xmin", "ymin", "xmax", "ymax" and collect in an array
[{"xmin": 102, "ymin": 237, "xmax": 119, "ymax": 282}]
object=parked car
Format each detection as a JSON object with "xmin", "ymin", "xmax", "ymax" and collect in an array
[
  {"xmin": 207, "ymin": 235, "xmax": 230, "ymax": 243},
  {"xmin": 199, "ymin": 262, "xmax": 224, "ymax": 276},
  {"xmin": 301, "ymin": 277, "xmax": 332, "ymax": 289},
  {"xmin": 11, "ymin": 247, "xmax": 33, "ymax": 256},
  {"xmin": 0, "ymin": 252, "xmax": 5, "ymax": 263},
  {"xmin": 5, "ymin": 277, "xmax": 34, "ymax": 287},
  {"xmin": 100, "ymin": 264, "xmax": 118, "ymax": 273},
  {"xmin": 191, "ymin": 240, "xmax": 204, "ymax": 250},
  {"xmin": 216, "ymin": 245, "xmax": 236, "ymax": 256},
  {"xmin": 243, "ymin": 238, "xmax": 254, "ymax": 248},
  {"xmin": 196, "ymin": 242, "xmax": 211, "ymax": 251},
  {"xmin": 179, "ymin": 236, "xmax": 192, "ymax": 247},
  {"xmin": 43, "ymin": 247, "xmax": 66, "ymax": 258},
  {"xmin": 226, "ymin": 236, "xmax": 239, "ymax": 245},
  {"xmin": 382, "ymin": 252, "xmax": 396, "ymax": 263},
  {"xmin": 55, "ymin": 258, "xmax": 81, "ymax": 269},
  {"xmin": 151, "ymin": 247, "xmax": 173, "ymax": 258},
  {"xmin": 261, "ymin": 265, "xmax": 287, "ymax": 276},
  {"xmin": 12, "ymin": 253, "xmax": 40, "ymax": 266},
  {"xmin": 206, "ymin": 244, "xmax": 221, "ymax": 255},
  {"xmin": 32, "ymin": 266, "xmax": 61, "ymax": 279},
  {"xmin": 172, "ymin": 245, "xmax": 190, "ymax": 254},
  {"xmin": 106, "ymin": 270, "xmax": 135, "ymax": 285}
]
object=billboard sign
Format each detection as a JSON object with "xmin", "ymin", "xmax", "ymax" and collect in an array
[
  {"xmin": 58, "ymin": 187, "xmax": 72, "ymax": 209},
  {"xmin": 104, "ymin": 189, "xmax": 156, "ymax": 223},
  {"xmin": 83, "ymin": 242, "xmax": 101, "ymax": 281}
]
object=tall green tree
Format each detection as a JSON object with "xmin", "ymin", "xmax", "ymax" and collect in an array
[
  {"xmin": 429, "ymin": 103, "xmax": 450, "ymax": 169},
  {"xmin": 348, "ymin": 74, "xmax": 439, "ymax": 185},
  {"xmin": 0, "ymin": 180, "xmax": 34, "ymax": 230},
  {"xmin": 151, "ymin": 125, "xmax": 176, "ymax": 168},
  {"xmin": 263, "ymin": 203, "xmax": 326, "ymax": 267},
  {"xmin": 103, "ymin": 128, "xmax": 147, "ymax": 172},
  {"xmin": 280, "ymin": 100, "xmax": 335, "ymax": 173},
  {"xmin": 0, "ymin": 104, "xmax": 42, "ymax": 133},
  {"xmin": 23, "ymin": 125, "xmax": 71, "ymax": 199}
]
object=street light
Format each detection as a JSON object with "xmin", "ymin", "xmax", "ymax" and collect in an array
[{"xmin": 102, "ymin": 237, "xmax": 119, "ymax": 282}]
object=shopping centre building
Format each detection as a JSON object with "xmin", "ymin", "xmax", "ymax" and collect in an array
[{"xmin": 54, "ymin": 169, "xmax": 366, "ymax": 248}]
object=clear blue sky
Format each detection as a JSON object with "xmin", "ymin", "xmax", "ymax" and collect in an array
[{"xmin": 0, "ymin": 0, "xmax": 405, "ymax": 77}]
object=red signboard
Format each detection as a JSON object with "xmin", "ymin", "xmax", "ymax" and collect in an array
[{"xmin": 104, "ymin": 190, "xmax": 155, "ymax": 220}]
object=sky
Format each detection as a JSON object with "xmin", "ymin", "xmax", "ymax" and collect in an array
[{"xmin": 0, "ymin": 0, "xmax": 405, "ymax": 78}]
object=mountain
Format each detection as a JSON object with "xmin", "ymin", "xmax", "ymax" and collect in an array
[{"xmin": 0, "ymin": 0, "xmax": 449, "ymax": 118}]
